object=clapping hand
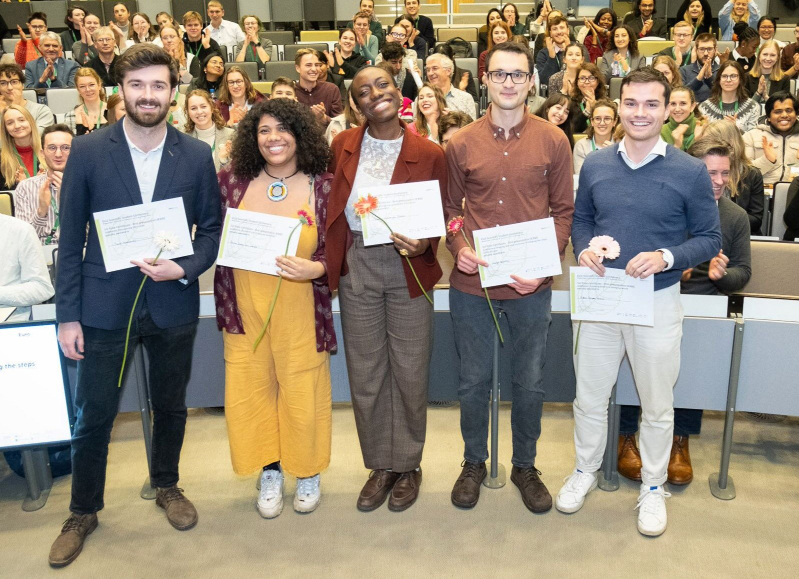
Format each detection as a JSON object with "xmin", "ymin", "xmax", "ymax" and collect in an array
[
  {"xmin": 201, "ymin": 28, "xmax": 211, "ymax": 49},
  {"xmin": 310, "ymin": 103, "xmax": 327, "ymax": 121},
  {"xmin": 757, "ymin": 75, "xmax": 767, "ymax": 96},
  {"xmin": 642, "ymin": 18, "xmax": 653, "ymax": 35},
  {"xmin": 670, "ymin": 123, "xmax": 689, "ymax": 150},
  {"xmin": 459, "ymin": 71, "xmax": 470, "ymax": 91},
  {"xmin": 696, "ymin": 57, "xmax": 713, "ymax": 81},
  {"xmin": 762, "ymin": 136, "xmax": 777, "ymax": 163},
  {"xmin": 719, "ymin": 48, "xmax": 731, "ymax": 64},
  {"xmin": 18, "ymin": 25, "xmax": 28, "ymax": 42},
  {"xmin": 708, "ymin": 250, "xmax": 729, "ymax": 281}
]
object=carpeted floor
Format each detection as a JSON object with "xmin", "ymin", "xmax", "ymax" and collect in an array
[{"xmin": 1, "ymin": 404, "xmax": 797, "ymax": 578}]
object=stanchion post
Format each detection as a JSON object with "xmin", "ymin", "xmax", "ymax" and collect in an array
[
  {"xmin": 484, "ymin": 311, "xmax": 506, "ymax": 489},
  {"xmin": 133, "ymin": 344, "xmax": 156, "ymax": 500},
  {"xmin": 21, "ymin": 447, "xmax": 53, "ymax": 511},
  {"xmin": 598, "ymin": 383, "xmax": 620, "ymax": 491}
]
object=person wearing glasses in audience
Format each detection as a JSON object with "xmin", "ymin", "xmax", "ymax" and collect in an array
[
  {"xmin": 0, "ymin": 105, "xmax": 45, "ymax": 190},
  {"xmin": 662, "ymin": 86, "xmax": 706, "ymax": 151},
  {"xmin": 757, "ymin": 17, "xmax": 784, "ymax": 49},
  {"xmin": 64, "ymin": 69, "xmax": 108, "ymax": 137},
  {"xmin": 446, "ymin": 41, "xmax": 573, "ymax": 514},
  {"xmin": 425, "ymin": 54, "xmax": 477, "ymax": 118},
  {"xmin": 438, "ymin": 111, "xmax": 473, "ymax": 150},
  {"xmin": 583, "ymin": 9, "xmax": 617, "ymax": 64},
  {"xmin": 573, "ymin": 98, "xmax": 617, "ymax": 175},
  {"xmin": 699, "ymin": 61, "xmax": 759, "ymax": 132},
  {"xmin": 729, "ymin": 24, "xmax": 759, "ymax": 73},
  {"xmin": 183, "ymin": 11, "xmax": 223, "ymax": 78},
  {"xmin": 377, "ymin": 24, "xmax": 419, "ymax": 63},
  {"xmin": 71, "ymin": 13, "xmax": 102, "ymax": 66},
  {"xmin": 743, "ymin": 92, "xmax": 799, "ymax": 185},
  {"xmin": 409, "ymin": 83, "xmax": 447, "ymax": 143},
  {"xmin": 703, "ymin": 120, "xmax": 765, "ymax": 234},
  {"xmin": 676, "ymin": 0, "xmax": 713, "ymax": 38},
  {"xmin": 598, "ymin": 25, "xmax": 643, "ymax": 84},
  {"xmin": 569, "ymin": 63, "xmax": 607, "ymax": 134},
  {"xmin": 61, "ymin": 6, "xmax": 86, "ymax": 55},
  {"xmin": 13, "ymin": 124, "xmax": 73, "ymax": 245},
  {"xmin": 479, "ymin": 21, "xmax": 512, "ymax": 81},
  {"xmin": 216, "ymin": 66, "xmax": 266, "ymax": 128},
  {"xmin": 536, "ymin": 14, "xmax": 573, "ymax": 86},
  {"xmin": 746, "ymin": 40, "xmax": 790, "ymax": 104},
  {"xmin": 0, "ymin": 64, "xmax": 54, "ymax": 134},
  {"xmin": 655, "ymin": 21, "xmax": 694, "ymax": 67},
  {"xmin": 24, "ymin": 33, "xmax": 79, "ymax": 89},
  {"xmin": 400, "ymin": 0, "xmax": 435, "ymax": 55},
  {"xmin": 395, "ymin": 16, "xmax": 428, "ymax": 59},
  {"xmin": 503, "ymin": 4, "xmax": 525, "ymax": 36},
  {"xmin": 719, "ymin": 0, "xmax": 761, "ymax": 41},
  {"xmin": 434, "ymin": 43, "xmax": 479, "ymax": 103},
  {"xmin": 380, "ymin": 43, "xmax": 421, "ymax": 101},
  {"xmin": 347, "ymin": 0, "xmax": 385, "ymax": 46},
  {"xmin": 183, "ymin": 90, "xmax": 234, "ymax": 171},
  {"xmin": 87, "ymin": 27, "xmax": 121, "ymax": 87},
  {"xmin": 235, "ymin": 15, "xmax": 272, "ymax": 68},
  {"xmin": 652, "ymin": 56, "xmax": 683, "ymax": 89},
  {"xmin": 780, "ymin": 22, "xmax": 799, "ymax": 78},
  {"xmin": 680, "ymin": 33, "xmax": 719, "ymax": 103},
  {"xmin": 15, "ymin": 12, "xmax": 49, "ymax": 69},
  {"xmin": 294, "ymin": 49, "xmax": 343, "ymax": 128},
  {"xmin": 623, "ymin": 0, "xmax": 667, "ymax": 39}
]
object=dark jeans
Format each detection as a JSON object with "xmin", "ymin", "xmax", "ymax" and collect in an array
[
  {"xmin": 450, "ymin": 287, "xmax": 551, "ymax": 468},
  {"xmin": 620, "ymin": 405, "xmax": 703, "ymax": 438},
  {"xmin": 69, "ymin": 299, "xmax": 197, "ymax": 515}
]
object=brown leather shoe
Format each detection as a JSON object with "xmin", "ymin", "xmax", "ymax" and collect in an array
[
  {"xmin": 618, "ymin": 434, "xmax": 642, "ymax": 481},
  {"xmin": 357, "ymin": 470, "xmax": 400, "ymax": 512},
  {"xmin": 49, "ymin": 513, "xmax": 98, "ymax": 568},
  {"xmin": 156, "ymin": 486, "xmax": 198, "ymax": 530},
  {"xmin": 451, "ymin": 461, "xmax": 487, "ymax": 509},
  {"xmin": 510, "ymin": 466, "xmax": 552, "ymax": 513},
  {"xmin": 388, "ymin": 468, "xmax": 422, "ymax": 512},
  {"xmin": 668, "ymin": 435, "xmax": 693, "ymax": 485}
]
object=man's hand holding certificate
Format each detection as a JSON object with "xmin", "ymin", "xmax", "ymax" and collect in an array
[
  {"xmin": 358, "ymin": 180, "xmax": 445, "ymax": 246},
  {"xmin": 570, "ymin": 267, "xmax": 654, "ymax": 326}
]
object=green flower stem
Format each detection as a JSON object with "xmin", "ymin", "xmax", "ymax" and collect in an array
[
  {"xmin": 252, "ymin": 222, "xmax": 301, "ymax": 352},
  {"xmin": 118, "ymin": 249, "xmax": 163, "ymax": 388},
  {"xmin": 371, "ymin": 212, "xmax": 433, "ymax": 305},
  {"xmin": 459, "ymin": 231, "xmax": 503, "ymax": 344}
]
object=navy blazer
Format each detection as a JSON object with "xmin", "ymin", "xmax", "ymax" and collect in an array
[
  {"xmin": 24, "ymin": 57, "xmax": 80, "ymax": 88},
  {"xmin": 56, "ymin": 121, "xmax": 222, "ymax": 330}
]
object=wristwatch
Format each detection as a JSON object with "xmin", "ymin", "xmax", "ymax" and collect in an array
[{"xmin": 255, "ymin": 42, "xmax": 261, "ymax": 47}]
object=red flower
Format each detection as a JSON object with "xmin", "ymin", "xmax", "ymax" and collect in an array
[
  {"xmin": 298, "ymin": 209, "xmax": 314, "ymax": 227},
  {"xmin": 353, "ymin": 194, "xmax": 378, "ymax": 216},
  {"xmin": 447, "ymin": 216, "xmax": 465, "ymax": 234}
]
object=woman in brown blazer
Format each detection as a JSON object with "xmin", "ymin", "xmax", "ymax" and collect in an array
[{"xmin": 327, "ymin": 66, "xmax": 448, "ymax": 513}]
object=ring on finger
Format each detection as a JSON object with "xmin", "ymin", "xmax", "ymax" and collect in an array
[{"xmin": 399, "ymin": 248, "xmax": 409, "ymax": 256}]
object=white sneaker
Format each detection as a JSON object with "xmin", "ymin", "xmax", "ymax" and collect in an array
[
  {"xmin": 257, "ymin": 469, "xmax": 284, "ymax": 519},
  {"xmin": 636, "ymin": 484, "xmax": 671, "ymax": 536},
  {"xmin": 294, "ymin": 474, "xmax": 321, "ymax": 513},
  {"xmin": 555, "ymin": 470, "xmax": 597, "ymax": 513}
]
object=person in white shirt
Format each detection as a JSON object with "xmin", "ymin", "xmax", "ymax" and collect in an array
[
  {"xmin": 205, "ymin": 0, "xmax": 245, "ymax": 51},
  {"xmin": 0, "ymin": 214, "xmax": 54, "ymax": 322},
  {"xmin": 424, "ymin": 53, "xmax": 476, "ymax": 119}
]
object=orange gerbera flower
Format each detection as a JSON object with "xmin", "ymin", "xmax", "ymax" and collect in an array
[{"xmin": 353, "ymin": 194, "xmax": 378, "ymax": 216}]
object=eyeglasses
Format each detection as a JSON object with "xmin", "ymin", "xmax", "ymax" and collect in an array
[
  {"xmin": 228, "ymin": 79, "xmax": 245, "ymax": 86},
  {"xmin": 30, "ymin": 24, "xmax": 47, "ymax": 30},
  {"xmin": 45, "ymin": 145, "xmax": 71, "ymax": 153},
  {"xmin": 697, "ymin": 47, "xmax": 715, "ymax": 53},
  {"xmin": 592, "ymin": 116, "xmax": 614, "ymax": 124},
  {"xmin": 486, "ymin": 70, "xmax": 532, "ymax": 84},
  {"xmin": 720, "ymin": 74, "xmax": 739, "ymax": 81},
  {"xmin": 390, "ymin": 32, "xmax": 406, "ymax": 39},
  {"xmin": 759, "ymin": 25, "xmax": 774, "ymax": 30},
  {"xmin": 96, "ymin": 37, "xmax": 114, "ymax": 43},
  {"xmin": 0, "ymin": 80, "xmax": 22, "ymax": 88},
  {"xmin": 674, "ymin": 33, "xmax": 692, "ymax": 39},
  {"xmin": 578, "ymin": 76, "xmax": 597, "ymax": 84}
]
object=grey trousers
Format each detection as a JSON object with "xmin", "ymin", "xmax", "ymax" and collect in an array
[{"xmin": 338, "ymin": 233, "xmax": 433, "ymax": 472}]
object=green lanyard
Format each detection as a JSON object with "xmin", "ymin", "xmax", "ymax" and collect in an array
[
  {"xmin": 590, "ymin": 137, "xmax": 597, "ymax": 151},
  {"xmin": 720, "ymin": 100, "xmax": 739, "ymax": 115},
  {"xmin": 83, "ymin": 104, "xmax": 102, "ymax": 130},
  {"xmin": 673, "ymin": 47, "xmax": 690, "ymax": 66},
  {"xmin": 188, "ymin": 40, "xmax": 202, "ymax": 58},
  {"xmin": 13, "ymin": 149, "xmax": 38, "ymax": 179},
  {"xmin": 45, "ymin": 191, "xmax": 59, "ymax": 245},
  {"xmin": 247, "ymin": 42, "xmax": 256, "ymax": 62}
]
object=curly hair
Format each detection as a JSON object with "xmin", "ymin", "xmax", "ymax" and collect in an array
[
  {"xmin": 231, "ymin": 99, "xmax": 330, "ymax": 181},
  {"xmin": 183, "ymin": 89, "xmax": 226, "ymax": 132}
]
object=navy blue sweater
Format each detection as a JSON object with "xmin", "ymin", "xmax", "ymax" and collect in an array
[{"xmin": 573, "ymin": 143, "xmax": 721, "ymax": 291}]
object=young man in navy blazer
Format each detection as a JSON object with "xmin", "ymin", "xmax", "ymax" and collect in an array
[{"xmin": 50, "ymin": 44, "xmax": 221, "ymax": 568}]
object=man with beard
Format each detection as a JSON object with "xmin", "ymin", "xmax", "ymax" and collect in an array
[
  {"xmin": 623, "ymin": 0, "xmax": 668, "ymax": 39},
  {"xmin": 679, "ymin": 33, "xmax": 719, "ymax": 103},
  {"xmin": 49, "ymin": 44, "xmax": 221, "ymax": 568}
]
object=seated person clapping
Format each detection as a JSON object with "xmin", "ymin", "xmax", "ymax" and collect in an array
[
  {"xmin": 0, "ymin": 214, "xmax": 54, "ymax": 322},
  {"xmin": 183, "ymin": 90, "xmax": 234, "ymax": 171},
  {"xmin": 698, "ymin": 61, "xmax": 759, "ymax": 133},
  {"xmin": 662, "ymin": 87, "xmax": 706, "ymax": 151},
  {"xmin": 1, "ymin": 105, "xmax": 45, "ymax": 189},
  {"xmin": 121, "ymin": 12, "xmax": 163, "ymax": 51},
  {"xmin": 583, "ymin": 9, "xmax": 617, "ymax": 64},
  {"xmin": 325, "ymin": 29, "xmax": 369, "ymax": 80},
  {"xmin": 409, "ymin": 82, "xmax": 447, "ymax": 143},
  {"xmin": 160, "ymin": 24, "xmax": 194, "ymax": 85},
  {"xmin": 64, "ymin": 68, "xmax": 108, "ymax": 136},
  {"xmin": 746, "ymin": 40, "xmax": 790, "ymax": 103},
  {"xmin": 0, "ymin": 64, "xmax": 55, "ymax": 134},
  {"xmin": 569, "ymin": 63, "xmax": 608, "ymax": 134},
  {"xmin": 24, "ymin": 33, "xmax": 79, "ymax": 89},
  {"xmin": 236, "ymin": 15, "xmax": 272, "ymax": 67},
  {"xmin": 71, "ymin": 12, "xmax": 102, "ymax": 66},
  {"xmin": 598, "ymin": 24, "xmax": 643, "ymax": 83},
  {"xmin": 547, "ymin": 42, "xmax": 584, "ymax": 96},
  {"xmin": 743, "ymin": 92, "xmax": 799, "ymax": 184},
  {"xmin": 217, "ymin": 66, "xmax": 266, "ymax": 128}
]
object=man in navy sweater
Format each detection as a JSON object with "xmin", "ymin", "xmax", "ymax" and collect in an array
[{"xmin": 555, "ymin": 68, "xmax": 721, "ymax": 537}]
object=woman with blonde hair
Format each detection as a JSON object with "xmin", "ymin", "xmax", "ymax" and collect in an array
[
  {"xmin": 1, "ymin": 104, "xmax": 44, "ymax": 189},
  {"xmin": 216, "ymin": 66, "xmax": 266, "ymax": 127},
  {"xmin": 746, "ymin": 40, "xmax": 789, "ymax": 103},
  {"xmin": 702, "ymin": 120, "xmax": 765, "ymax": 234},
  {"xmin": 183, "ymin": 89, "xmax": 234, "ymax": 171},
  {"xmin": 676, "ymin": 0, "xmax": 712, "ymax": 38},
  {"xmin": 409, "ymin": 82, "xmax": 447, "ymax": 143},
  {"xmin": 106, "ymin": 93, "xmax": 125, "ymax": 124},
  {"xmin": 160, "ymin": 24, "xmax": 193, "ymax": 85},
  {"xmin": 64, "ymin": 68, "xmax": 107, "ymax": 136},
  {"xmin": 652, "ymin": 56, "xmax": 683, "ymax": 89}
]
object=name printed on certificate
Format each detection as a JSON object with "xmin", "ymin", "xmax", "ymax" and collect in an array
[
  {"xmin": 216, "ymin": 208, "xmax": 302, "ymax": 276},
  {"xmin": 359, "ymin": 180, "xmax": 445, "ymax": 246},
  {"xmin": 570, "ymin": 266, "xmax": 654, "ymax": 326},
  {"xmin": 473, "ymin": 218, "xmax": 563, "ymax": 288},
  {"xmin": 94, "ymin": 197, "xmax": 194, "ymax": 273}
]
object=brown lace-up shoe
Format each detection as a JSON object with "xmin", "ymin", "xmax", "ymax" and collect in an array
[
  {"xmin": 49, "ymin": 513, "xmax": 98, "ymax": 567},
  {"xmin": 618, "ymin": 434, "xmax": 642, "ymax": 481},
  {"xmin": 388, "ymin": 468, "xmax": 422, "ymax": 512},
  {"xmin": 510, "ymin": 466, "xmax": 552, "ymax": 513},
  {"xmin": 451, "ymin": 461, "xmax": 487, "ymax": 508},
  {"xmin": 668, "ymin": 435, "xmax": 693, "ymax": 485},
  {"xmin": 156, "ymin": 486, "xmax": 198, "ymax": 530},
  {"xmin": 357, "ymin": 470, "xmax": 400, "ymax": 512}
]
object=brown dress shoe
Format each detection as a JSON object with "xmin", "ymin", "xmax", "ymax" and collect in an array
[
  {"xmin": 49, "ymin": 513, "xmax": 98, "ymax": 568},
  {"xmin": 156, "ymin": 486, "xmax": 198, "ymax": 530},
  {"xmin": 451, "ymin": 461, "xmax": 487, "ymax": 509},
  {"xmin": 388, "ymin": 468, "xmax": 422, "ymax": 512},
  {"xmin": 510, "ymin": 466, "xmax": 552, "ymax": 513},
  {"xmin": 668, "ymin": 435, "xmax": 693, "ymax": 485},
  {"xmin": 357, "ymin": 470, "xmax": 400, "ymax": 512},
  {"xmin": 618, "ymin": 434, "xmax": 642, "ymax": 481}
]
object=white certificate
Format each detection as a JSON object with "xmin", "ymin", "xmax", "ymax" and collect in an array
[
  {"xmin": 94, "ymin": 198, "xmax": 194, "ymax": 272},
  {"xmin": 359, "ymin": 180, "xmax": 445, "ymax": 246},
  {"xmin": 472, "ymin": 218, "xmax": 563, "ymax": 288},
  {"xmin": 216, "ymin": 208, "xmax": 302, "ymax": 276},
  {"xmin": 570, "ymin": 266, "xmax": 654, "ymax": 326}
]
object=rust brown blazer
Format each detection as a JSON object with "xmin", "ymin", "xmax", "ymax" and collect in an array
[{"xmin": 326, "ymin": 124, "xmax": 448, "ymax": 298}]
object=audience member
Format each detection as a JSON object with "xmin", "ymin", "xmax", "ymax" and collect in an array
[
  {"xmin": 533, "ymin": 10, "xmax": 577, "ymax": 60},
  {"xmin": 0, "ymin": 63, "xmax": 55, "ymax": 134},
  {"xmin": 652, "ymin": 55, "xmax": 683, "ymax": 88},
  {"xmin": 583, "ymin": 9, "xmax": 617, "ymax": 64},
  {"xmin": 780, "ymin": 22, "xmax": 799, "ymax": 77},
  {"xmin": 123, "ymin": 13, "xmax": 162, "ymax": 51},
  {"xmin": 87, "ymin": 27, "xmax": 120, "ymax": 87},
  {"xmin": 378, "ymin": 23, "xmax": 419, "ymax": 63},
  {"xmin": 216, "ymin": 66, "xmax": 266, "ymax": 128},
  {"xmin": 326, "ymin": 29, "xmax": 368, "ymax": 79},
  {"xmin": 680, "ymin": 33, "xmax": 718, "ymax": 102},
  {"xmin": 719, "ymin": 0, "xmax": 761, "ymax": 41},
  {"xmin": 205, "ymin": 0, "xmax": 245, "ymax": 50},
  {"xmin": 548, "ymin": 42, "xmax": 584, "ymax": 96},
  {"xmin": 106, "ymin": 93, "xmax": 126, "ymax": 123},
  {"xmin": 14, "ymin": 12, "xmax": 48, "ymax": 69},
  {"xmin": 347, "ymin": 0, "xmax": 385, "ymax": 46},
  {"xmin": 699, "ymin": 61, "xmax": 759, "ymax": 132},
  {"xmin": 380, "ymin": 43, "xmax": 421, "ymax": 101},
  {"xmin": 352, "ymin": 11, "xmax": 379, "ymax": 64},
  {"xmin": 534, "ymin": 93, "xmax": 575, "ymax": 148},
  {"xmin": 270, "ymin": 77, "xmax": 297, "ymax": 101},
  {"xmin": 317, "ymin": 55, "xmax": 347, "ymax": 102},
  {"xmin": 395, "ymin": 16, "xmax": 428, "ymax": 58},
  {"xmin": 655, "ymin": 21, "xmax": 694, "ymax": 67},
  {"xmin": 433, "ymin": 44, "xmax": 478, "ymax": 103},
  {"xmin": 703, "ymin": 120, "xmax": 766, "ymax": 234},
  {"xmin": 746, "ymin": 40, "xmax": 790, "ymax": 103},
  {"xmin": 503, "ymin": 4, "xmax": 525, "ymax": 36},
  {"xmin": 400, "ymin": 0, "xmax": 435, "ymax": 55},
  {"xmin": 1, "ymin": 105, "xmax": 44, "ymax": 189},
  {"xmin": 425, "ymin": 53, "xmax": 477, "ymax": 118},
  {"xmin": 757, "ymin": 16, "xmax": 783, "ymax": 48},
  {"xmin": 410, "ymin": 83, "xmax": 447, "ymax": 143},
  {"xmin": 293, "ymin": 49, "xmax": 343, "ymax": 127},
  {"xmin": 677, "ymin": 0, "xmax": 713, "ymax": 38},
  {"xmin": 536, "ymin": 14, "xmax": 572, "ymax": 86},
  {"xmin": 62, "ymin": 6, "xmax": 86, "ymax": 55},
  {"xmin": 24, "ymin": 33, "xmax": 79, "ymax": 89},
  {"xmin": 326, "ymin": 87, "xmax": 363, "ymax": 144},
  {"xmin": 480, "ymin": 21, "xmax": 512, "ymax": 81},
  {"xmin": 479, "ymin": 8, "xmax": 505, "ymax": 56},
  {"xmin": 623, "ymin": 0, "xmax": 668, "ymax": 39},
  {"xmin": 438, "ymin": 110, "xmax": 472, "ymax": 149},
  {"xmin": 570, "ymin": 63, "xmax": 607, "ymax": 133},
  {"xmin": 528, "ymin": 0, "xmax": 553, "ymax": 36},
  {"xmin": 112, "ymin": 3, "xmax": 131, "ymax": 38},
  {"xmin": 160, "ymin": 24, "xmax": 193, "ymax": 85},
  {"xmin": 0, "ymin": 214, "xmax": 54, "ymax": 322},
  {"xmin": 598, "ymin": 25, "xmax": 643, "ymax": 83},
  {"xmin": 573, "ymin": 98, "xmax": 617, "ymax": 174},
  {"xmin": 743, "ymin": 92, "xmax": 799, "ymax": 184},
  {"xmin": 64, "ymin": 68, "xmax": 108, "ymax": 136},
  {"xmin": 730, "ymin": 23, "xmax": 759, "ymax": 72},
  {"xmin": 183, "ymin": 11, "xmax": 223, "ymax": 78},
  {"xmin": 662, "ymin": 86, "xmax": 706, "ymax": 151},
  {"xmin": 71, "ymin": 12, "xmax": 102, "ymax": 66},
  {"xmin": 186, "ymin": 53, "xmax": 225, "ymax": 95},
  {"xmin": 12, "ymin": 124, "xmax": 73, "ymax": 245},
  {"xmin": 236, "ymin": 16, "xmax": 272, "ymax": 67},
  {"xmin": 183, "ymin": 89, "xmax": 233, "ymax": 171}
]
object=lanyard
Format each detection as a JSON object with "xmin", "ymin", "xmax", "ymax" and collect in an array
[
  {"xmin": 590, "ymin": 137, "xmax": 597, "ymax": 151},
  {"xmin": 45, "ymin": 189, "xmax": 59, "ymax": 245},
  {"xmin": 83, "ymin": 104, "xmax": 102, "ymax": 130},
  {"xmin": 247, "ymin": 42, "xmax": 257, "ymax": 63},
  {"xmin": 720, "ymin": 100, "xmax": 739, "ymax": 115},
  {"xmin": 188, "ymin": 39, "xmax": 202, "ymax": 58},
  {"xmin": 673, "ymin": 47, "xmax": 690, "ymax": 66},
  {"xmin": 13, "ymin": 149, "xmax": 38, "ymax": 179},
  {"xmin": 71, "ymin": 29, "xmax": 79, "ymax": 43}
]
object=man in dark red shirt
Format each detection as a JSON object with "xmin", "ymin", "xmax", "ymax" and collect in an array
[{"xmin": 293, "ymin": 48, "xmax": 342, "ymax": 127}]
